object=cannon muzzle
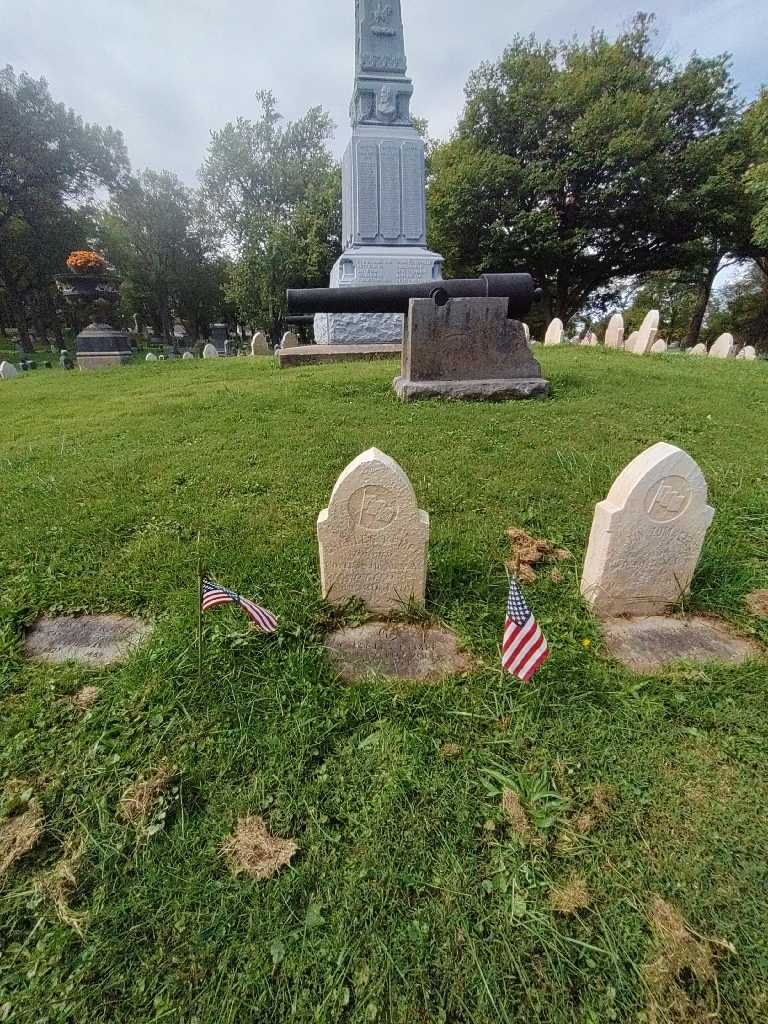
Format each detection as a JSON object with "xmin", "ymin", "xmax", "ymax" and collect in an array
[{"xmin": 287, "ymin": 273, "xmax": 541, "ymax": 319}]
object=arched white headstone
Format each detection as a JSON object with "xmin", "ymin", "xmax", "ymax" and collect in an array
[
  {"xmin": 0, "ymin": 361, "xmax": 19, "ymax": 379},
  {"xmin": 145, "ymin": 353, "xmax": 158, "ymax": 362},
  {"xmin": 632, "ymin": 311, "xmax": 660, "ymax": 354},
  {"xmin": 251, "ymin": 331, "xmax": 270, "ymax": 355},
  {"xmin": 688, "ymin": 343, "xmax": 707, "ymax": 356},
  {"xmin": 281, "ymin": 332, "xmax": 300, "ymax": 349},
  {"xmin": 624, "ymin": 331, "xmax": 639, "ymax": 351},
  {"xmin": 544, "ymin": 319, "xmax": 563, "ymax": 346},
  {"xmin": 317, "ymin": 448, "xmax": 429, "ymax": 615},
  {"xmin": 709, "ymin": 333, "xmax": 736, "ymax": 359},
  {"xmin": 604, "ymin": 314, "xmax": 625, "ymax": 349},
  {"xmin": 650, "ymin": 339, "xmax": 667, "ymax": 354},
  {"xmin": 202, "ymin": 343, "xmax": 219, "ymax": 359},
  {"xmin": 581, "ymin": 442, "xmax": 715, "ymax": 617},
  {"xmin": 182, "ymin": 351, "xmax": 195, "ymax": 360},
  {"xmin": 736, "ymin": 345, "xmax": 757, "ymax": 361}
]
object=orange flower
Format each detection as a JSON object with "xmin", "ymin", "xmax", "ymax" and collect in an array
[{"xmin": 66, "ymin": 250, "xmax": 106, "ymax": 271}]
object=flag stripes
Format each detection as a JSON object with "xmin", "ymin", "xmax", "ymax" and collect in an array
[
  {"xmin": 501, "ymin": 577, "xmax": 550, "ymax": 682},
  {"xmin": 201, "ymin": 577, "xmax": 278, "ymax": 633}
]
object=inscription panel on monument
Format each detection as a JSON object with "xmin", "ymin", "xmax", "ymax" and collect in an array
[
  {"xmin": 402, "ymin": 142, "xmax": 424, "ymax": 241},
  {"xmin": 356, "ymin": 144, "xmax": 380, "ymax": 241},
  {"xmin": 379, "ymin": 143, "xmax": 402, "ymax": 240}
]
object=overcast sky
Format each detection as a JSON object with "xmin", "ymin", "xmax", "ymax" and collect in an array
[{"xmin": 3, "ymin": 0, "xmax": 767, "ymax": 184}]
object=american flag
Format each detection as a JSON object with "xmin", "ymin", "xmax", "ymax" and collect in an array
[
  {"xmin": 501, "ymin": 577, "xmax": 550, "ymax": 682},
  {"xmin": 201, "ymin": 577, "xmax": 278, "ymax": 633}
]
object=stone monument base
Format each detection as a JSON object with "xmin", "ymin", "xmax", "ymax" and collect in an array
[
  {"xmin": 76, "ymin": 324, "xmax": 133, "ymax": 371},
  {"xmin": 314, "ymin": 246, "xmax": 443, "ymax": 345},
  {"xmin": 394, "ymin": 297, "xmax": 550, "ymax": 403},
  {"xmin": 279, "ymin": 344, "xmax": 401, "ymax": 369},
  {"xmin": 394, "ymin": 376, "xmax": 550, "ymax": 402}
]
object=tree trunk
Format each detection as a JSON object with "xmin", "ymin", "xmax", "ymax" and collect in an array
[{"xmin": 684, "ymin": 255, "xmax": 721, "ymax": 349}]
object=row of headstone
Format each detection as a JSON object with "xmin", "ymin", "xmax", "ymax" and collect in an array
[
  {"xmin": 543, "ymin": 313, "xmax": 759, "ymax": 360},
  {"xmin": 317, "ymin": 442, "xmax": 716, "ymax": 625}
]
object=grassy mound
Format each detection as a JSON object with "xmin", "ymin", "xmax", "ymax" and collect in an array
[{"xmin": 1, "ymin": 349, "xmax": 767, "ymax": 1023}]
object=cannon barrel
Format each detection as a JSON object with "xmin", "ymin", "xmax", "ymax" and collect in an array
[{"xmin": 287, "ymin": 273, "xmax": 541, "ymax": 319}]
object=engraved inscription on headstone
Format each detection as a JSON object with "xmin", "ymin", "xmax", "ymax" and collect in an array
[
  {"xmin": 581, "ymin": 442, "xmax": 715, "ymax": 616},
  {"xmin": 379, "ymin": 142, "xmax": 402, "ymax": 239},
  {"xmin": 317, "ymin": 447, "xmax": 429, "ymax": 614}
]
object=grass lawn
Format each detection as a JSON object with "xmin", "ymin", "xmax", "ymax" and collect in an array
[{"xmin": 1, "ymin": 348, "xmax": 767, "ymax": 1024}]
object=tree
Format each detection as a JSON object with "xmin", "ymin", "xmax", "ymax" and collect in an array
[
  {"xmin": 226, "ymin": 168, "xmax": 342, "ymax": 340},
  {"xmin": 745, "ymin": 90, "xmax": 768, "ymax": 250},
  {"xmin": 706, "ymin": 266, "xmax": 768, "ymax": 352},
  {"xmin": 428, "ymin": 15, "xmax": 750, "ymax": 342},
  {"xmin": 99, "ymin": 171, "xmax": 225, "ymax": 342},
  {"xmin": 200, "ymin": 91, "xmax": 341, "ymax": 338},
  {"xmin": 0, "ymin": 67, "xmax": 128, "ymax": 349}
]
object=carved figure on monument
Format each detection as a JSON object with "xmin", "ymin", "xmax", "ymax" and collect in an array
[{"xmin": 377, "ymin": 84, "xmax": 398, "ymax": 122}]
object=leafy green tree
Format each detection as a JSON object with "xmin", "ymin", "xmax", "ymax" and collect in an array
[
  {"xmin": 200, "ymin": 92, "xmax": 341, "ymax": 338},
  {"xmin": 100, "ymin": 171, "xmax": 225, "ymax": 342},
  {"xmin": 745, "ymin": 90, "xmax": 768, "ymax": 250},
  {"xmin": 226, "ymin": 169, "xmax": 341, "ymax": 340},
  {"xmin": 706, "ymin": 266, "xmax": 768, "ymax": 352},
  {"xmin": 428, "ymin": 15, "xmax": 750, "ymax": 346},
  {"xmin": 0, "ymin": 66, "xmax": 128, "ymax": 349}
]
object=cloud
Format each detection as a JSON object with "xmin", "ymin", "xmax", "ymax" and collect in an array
[{"xmin": 3, "ymin": 0, "xmax": 765, "ymax": 184}]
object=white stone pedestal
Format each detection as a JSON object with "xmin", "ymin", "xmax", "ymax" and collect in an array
[{"xmin": 315, "ymin": 246, "xmax": 443, "ymax": 344}]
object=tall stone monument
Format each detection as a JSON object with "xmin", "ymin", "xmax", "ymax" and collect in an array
[{"xmin": 314, "ymin": 0, "xmax": 443, "ymax": 346}]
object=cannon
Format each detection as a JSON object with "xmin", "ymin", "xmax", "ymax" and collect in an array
[{"xmin": 287, "ymin": 273, "xmax": 542, "ymax": 320}]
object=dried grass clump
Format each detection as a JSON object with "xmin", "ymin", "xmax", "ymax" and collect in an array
[
  {"xmin": 550, "ymin": 875, "xmax": 592, "ymax": 915},
  {"xmin": 439, "ymin": 743, "xmax": 462, "ymax": 760},
  {"xmin": 506, "ymin": 527, "xmax": 572, "ymax": 583},
  {"xmin": 38, "ymin": 838, "xmax": 87, "ymax": 934},
  {"xmin": 501, "ymin": 789, "xmax": 543, "ymax": 847},
  {"xmin": 0, "ymin": 799, "xmax": 44, "ymax": 877},
  {"xmin": 118, "ymin": 765, "xmax": 173, "ymax": 824},
  {"xmin": 645, "ymin": 896, "xmax": 735, "ymax": 1024},
  {"xmin": 221, "ymin": 816, "xmax": 298, "ymax": 880},
  {"xmin": 71, "ymin": 686, "xmax": 101, "ymax": 711}
]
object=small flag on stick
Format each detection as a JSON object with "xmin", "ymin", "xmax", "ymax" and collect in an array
[
  {"xmin": 201, "ymin": 576, "xmax": 278, "ymax": 634},
  {"xmin": 501, "ymin": 576, "xmax": 550, "ymax": 682}
]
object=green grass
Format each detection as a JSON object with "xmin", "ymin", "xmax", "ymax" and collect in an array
[{"xmin": 1, "ymin": 349, "xmax": 767, "ymax": 1024}]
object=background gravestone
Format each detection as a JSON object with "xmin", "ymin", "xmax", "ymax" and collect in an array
[
  {"xmin": 604, "ymin": 313, "xmax": 624, "ymax": 349},
  {"xmin": 281, "ymin": 332, "xmax": 300, "ymax": 349},
  {"xmin": 709, "ymin": 333, "xmax": 736, "ymax": 358},
  {"xmin": 689, "ymin": 343, "xmax": 707, "ymax": 356},
  {"xmin": 737, "ymin": 345, "xmax": 757, "ymax": 360},
  {"xmin": 631, "ymin": 310, "xmax": 660, "ymax": 354},
  {"xmin": 0, "ymin": 361, "xmax": 19, "ymax": 380},
  {"xmin": 544, "ymin": 318, "xmax": 563, "ymax": 345},
  {"xmin": 317, "ymin": 447, "xmax": 429, "ymax": 614},
  {"xmin": 202, "ymin": 343, "xmax": 219, "ymax": 359},
  {"xmin": 581, "ymin": 442, "xmax": 715, "ymax": 616},
  {"xmin": 251, "ymin": 332, "xmax": 269, "ymax": 355}
]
